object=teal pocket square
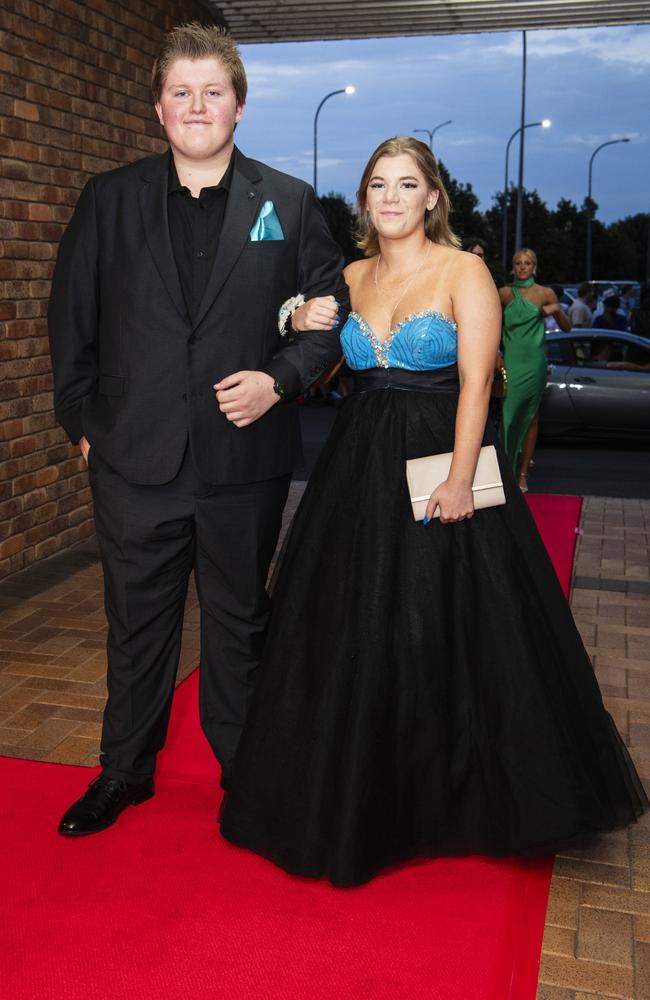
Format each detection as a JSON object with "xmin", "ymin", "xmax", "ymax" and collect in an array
[{"xmin": 249, "ymin": 200, "xmax": 284, "ymax": 241}]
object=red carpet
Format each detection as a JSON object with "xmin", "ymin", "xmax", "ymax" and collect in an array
[{"xmin": 2, "ymin": 494, "xmax": 582, "ymax": 1000}]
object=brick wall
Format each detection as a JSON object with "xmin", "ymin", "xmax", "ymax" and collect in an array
[{"xmin": 0, "ymin": 0, "xmax": 213, "ymax": 579}]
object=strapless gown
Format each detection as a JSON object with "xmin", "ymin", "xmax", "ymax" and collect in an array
[{"xmin": 219, "ymin": 311, "xmax": 647, "ymax": 887}]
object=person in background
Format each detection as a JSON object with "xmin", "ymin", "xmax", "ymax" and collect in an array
[
  {"xmin": 568, "ymin": 282, "xmax": 597, "ymax": 328},
  {"xmin": 498, "ymin": 248, "xmax": 570, "ymax": 492},
  {"xmin": 593, "ymin": 295, "xmax": 627, "ymax": 332},
  {"xmin": 461, "ymin": 235, "xmax": 488, "ymax": 261},
  {"xmin": 619, "ymin": 284, "xmax": 636, "ymax": 328},
  {"xmin": 630, "ymin": 284, "xmax": 650, "ymax": 340},
  {"xmin": 544, "ymin": 284, "xmax": 566, "ymax": 332},
  {"xmin": 591, "ymin": 340, "xmax": 650, "ymax": 371}
]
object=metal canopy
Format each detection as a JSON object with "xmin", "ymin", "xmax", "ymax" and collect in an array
[{"xmin": 204, "ymin": 1, "xmax": 650, "ymax": 43}]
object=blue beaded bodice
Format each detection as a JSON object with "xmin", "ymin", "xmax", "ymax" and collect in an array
[{"xmin": 341, "ymin": 310, "xmax": 457, "ymax": 371}]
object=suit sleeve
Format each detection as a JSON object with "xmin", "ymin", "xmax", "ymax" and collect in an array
[
  {"xmin": 261, "ymin": 184, "xmax": 350, "ymax": 398},
  {"xmin": 47, "ymin": 179, "xmax": 100, "ymax": 444}
]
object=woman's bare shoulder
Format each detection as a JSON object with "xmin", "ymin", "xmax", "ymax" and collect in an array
[
  {"xmin": 343, "ymin": 257, "xmax": 370, "ymax": 279},
  {"xmin": 537, "ymin": 283, "xmax": 558, "ymax": 304}
]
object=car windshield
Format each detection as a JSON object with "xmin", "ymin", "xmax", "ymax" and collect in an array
[{"xmin": 571, "ymin": 337, "xmax": 650, "ymax": 370}]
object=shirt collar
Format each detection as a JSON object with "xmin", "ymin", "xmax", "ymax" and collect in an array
[{"xmin": 168, "ymin": 153, "xmax": 234, "ymax": 198}]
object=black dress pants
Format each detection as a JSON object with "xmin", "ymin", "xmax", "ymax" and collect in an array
[{"xmin": 88, "ymin": 444, "xmax": 290, "ymax": 785}]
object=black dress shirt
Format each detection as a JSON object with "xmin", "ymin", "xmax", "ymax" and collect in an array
[{"xmin": 168, "ymin": 155, "xmax": 234, "ymax": 322}]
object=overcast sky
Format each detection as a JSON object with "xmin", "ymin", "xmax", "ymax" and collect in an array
[{"xmin": 236, "ymin": 24, "xmax": 649, "ymax": 225}]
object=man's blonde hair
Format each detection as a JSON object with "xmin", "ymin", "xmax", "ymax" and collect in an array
[{"xmin": 152, "ymin": 22, "xmax": 247, "ymax": 106}]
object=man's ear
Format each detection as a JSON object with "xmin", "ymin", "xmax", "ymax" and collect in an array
[{"xmin": 155, "ymin": 102, "xmax": 164, "ymax": 127}]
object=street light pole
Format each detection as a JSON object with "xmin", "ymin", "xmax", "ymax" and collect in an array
[
  {"xmin": 413, "ymin": 119, "xmax": 452, "ymax": 152},
  {"xmin": 502, "ymin": 120, "xmax": 551, "ymax": 279},
  {"xmin": 313, "ymin": 86, "xmax": 355, "ymax": 196},
  {"xmin": 586, "ymin": 138, "xmax": 631, "ymax": 280},
  {"xmin": 514, "ymin": 30, "xmax": 527, "ymax": 254}
]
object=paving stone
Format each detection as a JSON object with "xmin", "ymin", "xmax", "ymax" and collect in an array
[
  {"xmin": 573, "ymin": 994, "xmax": 630, "ymax": 1000},
  {"xmin": 2, "ymin": 662, "xmax": 74, "ymax": 681},
  {"xmin": 46, "ymin": 734, "xmax": 99, "ymax": 764},
  {"xmin": 635, "ymin": 940, "xmax": 650, "ymax": 998},
  {"xmin": 576, "ymin": 908, "xmax": 633, "ymax": 967},
  {"xmin": 0, "ymin": 687, "xmax": 38, "ymax": 715},
  {"xmin": 553, "ymin": 857, "xmax": 631, "ymax": 889},
  {"xmin": 635, "ymin": 915, "xmax": 650, "ymax": 943},
  {"xmin": 0, "ymin": 745, "xmax": 50, "ymax": 762},
  {"xmin": 65, "ymin": 659, "xmax": 109, "ymax": 684},
  {"xmin": 3, "ymin": 702, "xmax": 58, "ymax": 731},
  {"xmin": 542, "ymin": 925, "xmax": 577, "ymax": 957},
  {"xmin": 572, "ymin": 832, "xmax": 631, "ymax": 869},
  {"xmin": 53, "ymin": 707, "xmax": 105, "ymax": 723},
  {"xmin": 18, "ymin": 716, "xmax": 81, "ymax": 751},
  {"xmin": 71, "ymin": 721, "xmax": 103, "ymax": 738},
  {"xmin": 538, "ymin": 953, "xmax": 634, "ymax": 997},
  {"xmin": 536, "ymin": 986, "xmax": 575, "ymax": 999}
]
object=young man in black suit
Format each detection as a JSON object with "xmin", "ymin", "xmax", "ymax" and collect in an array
[{"xmin": 49, "ymin": 23, "xmax": 347, "ymax": 835}]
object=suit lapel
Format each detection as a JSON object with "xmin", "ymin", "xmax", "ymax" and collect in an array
[
  {"xmin": 138, "ymin": 151, "xmax": 188, "ymax": 323},
  {"xmin": 192, "ymin": 147, "xmax": 263, "ymax": 330}
]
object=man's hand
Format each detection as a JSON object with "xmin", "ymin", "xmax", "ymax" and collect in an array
[
  {"xmin": 214, "ymin": 371, "xmax": 279, "ymax": 428},
  {"xmin": 79, "ymin": 435, "xmax": 90, "ymax": 464}
]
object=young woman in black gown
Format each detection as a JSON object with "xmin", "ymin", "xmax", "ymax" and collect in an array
[{"xmin": 219, "ymin": 137, "xmax": 646, "ymax": 887}]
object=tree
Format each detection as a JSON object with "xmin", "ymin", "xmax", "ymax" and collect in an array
[
  {"xmin": 317, "ymin": 176, "xmax": 648, "ymax": 285},
  {"xmin": 318, "ymin": 192, "xmax": 362, "ymax": 264},
  {"xmin": 437, "ymin": 161, "xmax": 488, "ymax": 248}
]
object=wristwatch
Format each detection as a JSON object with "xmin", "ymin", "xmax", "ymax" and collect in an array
[{"xmin": 272, "ymin": 379, "xmax": 286, "ymax": 401}]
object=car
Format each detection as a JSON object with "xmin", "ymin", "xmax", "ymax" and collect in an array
[
  {"xmin": 558, "ymin": 287, "xmax": 577, "ymax": 310},
  {"xmin": 539, "ymin": 329, "xmax": 650, "ymax": 437}
]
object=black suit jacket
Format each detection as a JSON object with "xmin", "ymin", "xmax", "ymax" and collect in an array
[{"xmin": 48, "ymin": 147, "xmax": 348, "ymax": 485}]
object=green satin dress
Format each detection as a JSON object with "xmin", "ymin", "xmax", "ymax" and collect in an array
[{"xmin": 500, "ymin": 278, "xmax": 547, "ymax": 473}]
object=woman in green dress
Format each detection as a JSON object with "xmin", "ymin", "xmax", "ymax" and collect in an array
[{"xmin": 499, "ymin": 249, "xmax": 570, "ymax": 491}]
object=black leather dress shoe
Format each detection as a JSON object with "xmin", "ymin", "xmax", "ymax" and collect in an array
[{"xmin": 58, "ymin": 774, "xmax": 154, "ymax": 836}]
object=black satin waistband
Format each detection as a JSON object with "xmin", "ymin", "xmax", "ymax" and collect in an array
[{"xmin": 354, "ymin": 366, "xmax": 460, "ymax": 394}]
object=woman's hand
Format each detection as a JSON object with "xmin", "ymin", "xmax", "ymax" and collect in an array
[
  {"xmin": 291, "ymin": 295, "xmax": 339, "ymax": 332},
  {"xmin": 424, "ymin": 479, "xmax": 474, "ymax": 525},
  {"xmin": 542, "ymin": 301, "xmax": 561, "ymax": 316}
]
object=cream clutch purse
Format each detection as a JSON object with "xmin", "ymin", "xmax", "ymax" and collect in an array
[{"xmin": 406, "ymin": 445, "xmax": 506, "ymax": 521}]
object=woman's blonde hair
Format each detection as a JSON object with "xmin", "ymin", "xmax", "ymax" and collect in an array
[
  {"xmin": 512, "ymin": 247, "xmax": 538, "ymax": 269},
  {"xmin": 355, "ymin": 136, "xmax": 460, "ymax": 256},
  {"xmin": 152, "ymin": 22, "xmax": 247, "ymax": 107}
]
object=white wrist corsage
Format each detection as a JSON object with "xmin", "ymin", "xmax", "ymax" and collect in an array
[{"xmin": 278, "ymin": 293, "xmax": 305, "ymax": 336}]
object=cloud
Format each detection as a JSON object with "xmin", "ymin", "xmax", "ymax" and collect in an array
[
  {"xmin": 565, "ymin": 131, "xmax": 644, "ymax": 146},
  {"xmin": 265, "ymin": 155, "xmax": 345, "ymax": 168},
  {"xmin": 244, "ymin": 56, "xmax": 371, "ymax": 99},
  {"xmin": 469, "ymin": 27, "xmax": 650, "ymax": 71},
  {"xmin": 445, "ymin": 135, "xmax": 497, "ymax": 148}
]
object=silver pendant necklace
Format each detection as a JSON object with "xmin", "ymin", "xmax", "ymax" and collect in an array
[{"xmin": 374, "ymin": 240, "xmax": 431, "ymax": 332}]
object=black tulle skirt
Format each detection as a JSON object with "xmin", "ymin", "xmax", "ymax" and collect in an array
[{"xmin": 219, "ymin": 369, "xmax": 647, "ymax": 887}]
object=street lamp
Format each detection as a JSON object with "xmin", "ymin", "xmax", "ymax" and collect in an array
[
  {"xmin": 502, "ymin": 119, "xmax": 551, "ymax": 279},
  {"xmin": 313, "ymin": 86, "xmax": 355, "ymax": 196},
  {"xmin": 586, "ymin": 138, "xmax": 631, "ymax": 280},
  {"xmin": 413, "ymin": 120, "xmax": 452, "ymax": 152}
]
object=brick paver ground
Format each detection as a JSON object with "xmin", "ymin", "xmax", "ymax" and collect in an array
[
  {"xmin": 1, "ymin": 490, "xmax": 648, "ymax": 998},
  {"xmin": 537, "ymin": 496, "xmax": 650, "ymax": 1000}
]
